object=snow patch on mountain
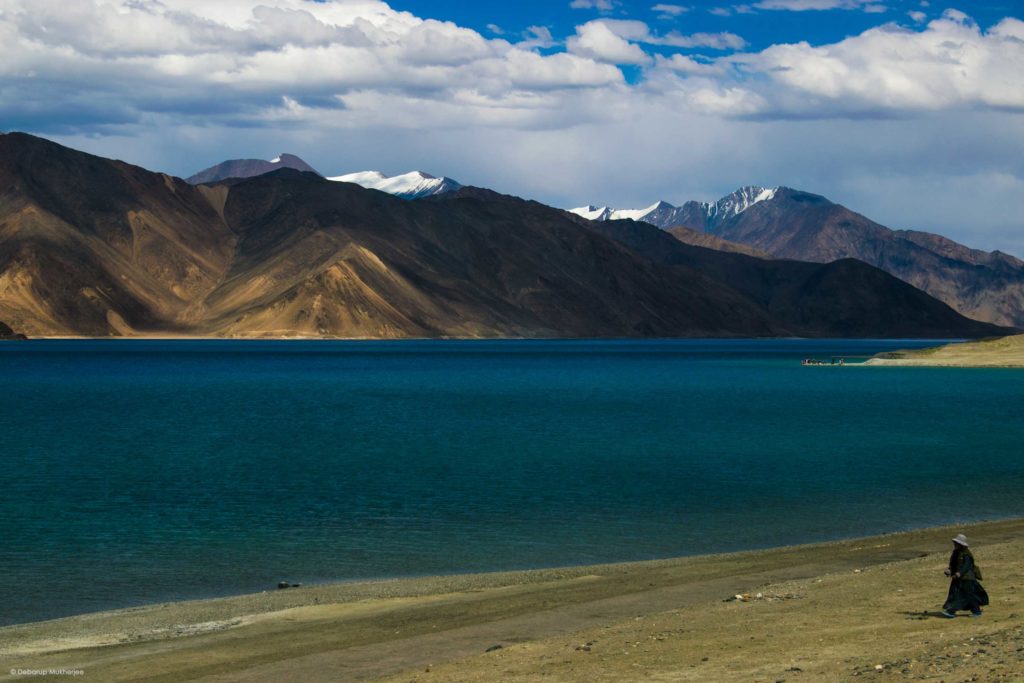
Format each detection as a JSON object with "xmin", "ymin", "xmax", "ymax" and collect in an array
[
  {"xmin": 570, "ymin": 205, "xmax": 613, "ymax": 221},
  {"xmin": 330, "ymin": 170, "xmax": 462, "ymax": 199},
  {"xmin": 570, "ymin": 201, "xmax": 677, "ymax": 223}
]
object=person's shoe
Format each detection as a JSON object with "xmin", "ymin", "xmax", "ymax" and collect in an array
[
  {"xmin": 970, "ymin": 611, "xmax": 983, "ymax": 618},
  {"xmin": 941, "ymin": 610, "xmax": 956, "ymax": 618}
]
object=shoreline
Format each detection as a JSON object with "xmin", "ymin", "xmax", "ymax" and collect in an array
[
  {"xmin": 8, "ymin": 335, "xmax": 969, "ymax": 342},
  {"xmin": 3, "ymin": 517, "xmax": 1023, "ymax": 681},
  {"xmin": 1, "ymin": 516, "xmax": 1017, "ymax": 631}
]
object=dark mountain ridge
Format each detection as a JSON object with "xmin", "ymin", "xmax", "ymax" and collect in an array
[{"xmin": 580, "ymin": 217, "xmax": 1003, "ymax": 339}]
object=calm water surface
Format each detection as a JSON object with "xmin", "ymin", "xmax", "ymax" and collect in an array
[{"xmin": 1, "ymin": 339, "xmax": 1022, "ymax": 625}]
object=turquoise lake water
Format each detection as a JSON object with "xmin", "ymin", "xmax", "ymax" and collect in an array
[{"xmin": 1, "ymin": 339, "xmax": 1022, "ymax": 626}]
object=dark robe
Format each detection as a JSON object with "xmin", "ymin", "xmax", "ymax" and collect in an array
[{"xmin": 943, "ymin": 547, "xmax": 989, "ymax": 613}]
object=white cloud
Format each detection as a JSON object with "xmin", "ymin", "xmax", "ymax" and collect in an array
[
  {"xmin": 754, "ymin": 0, "xmax": 885, "ymax": 10},
  {"xmin": 567, "ymin": 20, "xmax": 653, "ymax": 65},
  {"xmin": 518, "ymin": 26, "xmax": 558, "ymax": 50},
  {"xmin": 0, "ymin": 0, "xmax": 631, "ymax": 132},
  {"xmin": 708, "ymin": 5, "xmax": 755, "ymax": 17},
  {"xmin": 661, "ymin": 31, "xmax": 747, "ymax": 50},
  {"xmin": 716, "ymin": 11, "xmax": 1024, "ymax": 116},
  {"xmin": 4, "ymin": 2, "xmax": 1019, "ymax": 131},
  {"xmin": 656, "ymin": 54, "xmax": 729, "ymax": 76},
  {"xmin": 570, "ymin": 0, "xmax": 617, "ymax": 10},
  {"xmin": 582, "ymin": 18, "xmax": 747, "ymax": 52},
  {"xmin": 652, "ymin": 4, "xmax": 689, "ymax": 19},
  {"xmin": 907, "ymin": 11, "xmax": 926, "ymax": 23}
]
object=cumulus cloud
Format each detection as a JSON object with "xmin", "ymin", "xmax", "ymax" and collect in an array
[
  {"xmin": 715, "ymin": 11, "xmax": 1024, "ymax": 117},
  {"xmin": 0, "ymin": 0, "xmax": 629, "ymax": 132},
  {"xmin": 567, "ymin": 20, "xmax": 653, "ymax": 65}
]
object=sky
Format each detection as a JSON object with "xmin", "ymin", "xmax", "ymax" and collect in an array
[{"xmin": 2, "ymin": 0, "xmax": 1023, "ymax": 254}]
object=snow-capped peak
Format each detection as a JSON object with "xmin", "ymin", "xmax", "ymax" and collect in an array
[
  {"xmin": 706, "ymin": 186, "xmax": 778, "ymax": 220},
  {"xmin": 329, "ymin": 170, "xmax": 462, "ymax": 199}
]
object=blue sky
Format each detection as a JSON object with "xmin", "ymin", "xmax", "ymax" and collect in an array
[{"xmin": 3, "ymin": 0, "xmax": 1023, "ymax": 254}]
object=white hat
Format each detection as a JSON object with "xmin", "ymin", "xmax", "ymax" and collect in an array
[{"xmin": 952, "ymin": 534, "xmax": 969, "ymax": 547}]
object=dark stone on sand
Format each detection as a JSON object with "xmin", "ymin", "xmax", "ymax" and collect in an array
[{"xmin": 485, "ymin": 644, "xmax": 503, "ymax": 652}]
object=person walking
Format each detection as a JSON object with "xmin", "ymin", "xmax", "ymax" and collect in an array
[{"xmin": 942, "ymin": 533, "xmax": 989, "ymax": 618}]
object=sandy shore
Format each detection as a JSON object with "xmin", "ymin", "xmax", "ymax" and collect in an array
[
  {"xmin": 2, "ymin": 519, "xmax": 1023, "ymax": 682},
  {"xmin": 866, "ymin": 334, "xmax": 1024, "ymax": 367}
]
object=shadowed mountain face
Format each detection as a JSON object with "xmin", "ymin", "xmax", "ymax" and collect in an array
[
  {"xmin": 0, "ymin": 321, "xmax": 25, "ymax": 339},
  {"xmin": 679, "ymin": 188, "xmax": 1024, "ymax": 328},
  {"xmin": 581, "ymin": 219, "xmax": 1005, "ymax": 339},
  {"xmin": 0, "ymin": 133, "xmax": 1010, "ymax": 339},
  {"xmin": 186, "ymin": 154, "xmax": 320, "ymax": 185}
]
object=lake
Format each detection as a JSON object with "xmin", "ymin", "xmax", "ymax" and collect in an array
[{"xmin": 1, "ymin": 339, "xmax": 1021, "ymax": 626}]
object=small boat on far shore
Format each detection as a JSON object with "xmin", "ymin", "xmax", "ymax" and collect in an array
[{"xmin": 802, "ymin": 357, "xmax": 846, "ymax": 366}]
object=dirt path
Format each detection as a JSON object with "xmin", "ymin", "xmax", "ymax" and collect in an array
[{"xmin": 2, "ymin": 519, "xmax": 1022, "ymax": 682}]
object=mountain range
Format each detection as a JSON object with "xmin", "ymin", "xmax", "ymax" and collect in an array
[
  {"xmin": 190, "ymin": 157, "xmax": 1024, "ymax": 328},
  {"xmin": 571, "ymin": 186, "xmax": 778, "ymax": 230},
  {"xmin": 574, "ymin": 187, "xmax": 1024, "ymax": 328},
  {"xmin": 0, "ymin": 132, "xmax": 1006, "ymax": 340},
  {"xmin": 188, "ymin": 155, "xmax": 461, "ymax": 200}
]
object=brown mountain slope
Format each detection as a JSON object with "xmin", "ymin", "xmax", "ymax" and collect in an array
[
  {"xmin": 0, "ymin": 133, "xmax": 235, "ymax": 335},
  {"xmin": 665, "ymin": 226, "xmax": 770, "ymax": 258},
  {"xmin": 694, "ymin": 188, "xmax": 1024, "ymax": 328},
  {"xmin": 0, "ymin": 133, "xmax": 1009, "ymax": 339}
]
